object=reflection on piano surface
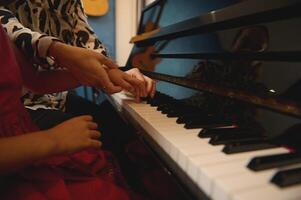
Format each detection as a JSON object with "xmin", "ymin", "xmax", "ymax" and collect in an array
[{"xmin": 110, "ymin": 0, "xmax": 301, "ymax": 199}]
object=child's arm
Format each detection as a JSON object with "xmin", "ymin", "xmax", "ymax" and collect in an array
[
  {"xmin": 0, "ymin": 130, "xmax": 58, "ymax": 175},
  {"xmin": 0, "ymin": 116, "xmax": 101, "ymax": 176}
]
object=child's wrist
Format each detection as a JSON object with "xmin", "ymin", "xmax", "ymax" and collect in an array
[{"xmin": 42, "ymin": 129, "xmax": 62, "ymax": 156}]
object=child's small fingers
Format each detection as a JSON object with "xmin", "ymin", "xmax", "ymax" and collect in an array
[
  {"xmin": 89, "ymin": 130, "xmax": 101, "ymax": 139},
  {"xmin": 89, "ymin": 140, "xmax": 102, "ymax": 148},
  {"xmin": 79, "ymin": 115, "xmax": 93, "ymax": 121},
  {"xmin": 87, "ymin": 122, "xmax": 98, "ymax": 130}
]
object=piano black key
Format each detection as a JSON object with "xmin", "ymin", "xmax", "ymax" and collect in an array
[
  {"xmin": 209, "ymin": 133, "xmax": 266, "ymax": 145},
  {"xmin": 223, "ymin": 140, "xmax": 277, "ymax": 154},
  {"xmin": 176, "ymin": 116, "xmax": 193, "ymax": 124},
  {"xmin": 271, "ymin": 167, "xmax": 301, "ymax": 188},
  {"xmin": 177, "ymin": 115, "xmax": 205, "ymax": 124},
  {"xmin": 162, "ymin": 107, "xmax": 175, "ymax": 114},
  {"xmin": 140, "ymin": 97, "xmax": 149, "ymax": 102},
  {"xmin": 166, "ymin": 106, "xmax": 198, "ymax": 117},
  {"xmin": 157, "ymin": 103, "xmax": 171, "ymax": 111},
  {"xmin": 176, "ymin": 112, "xmax": 215, "ymax": 123},
  {"xmin": 149, "ymin": 98, "xmax": 160, "ymax": 106},
  {"xmin": 152, "ymin": 99, "xmax": 169, "ymax": 107},
  {"xmin": 145, "ymin": 97, "xmax": 152, "ymax": 104},
  {"xmin": 181, "ymin": 115, "xmax": 213, "ymax": 123},
  {"xmin": 248, "ymin": 153, "xmax": 301, "ymax": 171},
  {"xmin": 184, "ymin": 122, "xmax": 235, "ymax": 129},
  {"xmin": 184, "ymin": 117, "xmax": 234, "ymax": 129},
  {"xmin": 160, "ymin": 101, "xmax": 183, "ymax": 113},
  {"xmin": 156, "ymin": 101, "xmax": 178, "ymax": 111},
  {"xmin": 198, "ymin": 127, "xmax": 253, "ymax": 138},
  {"xmin": 147, "ymin": 92, "xmax": 171, "ymax": 106}
]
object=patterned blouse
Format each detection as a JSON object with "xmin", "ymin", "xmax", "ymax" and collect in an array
[{"xmin": 0, "ymin": 0, "xmax": 107, "ymax": 110}]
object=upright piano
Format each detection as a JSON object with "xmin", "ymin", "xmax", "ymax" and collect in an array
[{"xmin": 108, "ymin": 0, "xmax": 301, "ymax": 199}]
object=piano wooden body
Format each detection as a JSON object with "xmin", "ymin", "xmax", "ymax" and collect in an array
[{"xmin": 108, "ymin": 0, "xmax": 301, "ymax": 199}]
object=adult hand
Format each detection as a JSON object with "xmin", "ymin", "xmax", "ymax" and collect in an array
[
  {"xmin": 125, "ymin": 68, "xmax": 156, "ymax": 98},
  {"xmin": 48, "ymin": 41, "xmax": 122, "ymax": 94},
  {"xmin": 47, "ymin": 115, "xmax": 101, "ymax": 155}
]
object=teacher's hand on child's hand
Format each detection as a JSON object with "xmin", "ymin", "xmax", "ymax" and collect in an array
[
  {"xmin": 48, "ymin": 41, "xmax": 122, "ymax": 94},
  {"xmin": 107, "ymin": 68, "xmax": 146, "ymax": 100},
  {"xmin": 107, "ymin": 68, "xmax": 156, "ymax": 101},
  {"xmin": 48, "ymin": 115, "xmax": 102, "ymax": 155}
]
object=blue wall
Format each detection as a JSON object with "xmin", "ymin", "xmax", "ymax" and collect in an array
[
  {"xmin": 87, "ymin": 0, "xmax": 116, "ymax": 59},
  {"xmin": 76, "ymin": 0, "xmax": 116, "ymax": 101}
]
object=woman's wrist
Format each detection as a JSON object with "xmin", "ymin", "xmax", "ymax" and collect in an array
[
  {"xmin": 47, "ymin": 41, "xmax": 66, "ymax": 68},
  {"xmin": 47, "ymin": 41, "xmax": 83, "ymax": 71}
]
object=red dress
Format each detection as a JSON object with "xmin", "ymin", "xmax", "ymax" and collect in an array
[{"xmin": 0, "ymin": 25, "xmax": 131, "ymax": 200}]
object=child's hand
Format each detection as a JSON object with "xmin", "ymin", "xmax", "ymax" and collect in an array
[
  {"xmin": 125, "ymin": 68, "xmax": 156, "ymax": 98},
  {"xmin": 107, "ymin": 68, "xmax": 146, "ymax": 100},
  {"xmin": 47, "ymin": 115, "xmax": 101, "ymax": 155}
]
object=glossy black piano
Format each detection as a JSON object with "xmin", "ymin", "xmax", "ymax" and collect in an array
[{"xmin": 109, "ymin": 0, "xmax": 301, "ymax": 199}]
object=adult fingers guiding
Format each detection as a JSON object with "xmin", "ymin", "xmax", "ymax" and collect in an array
[
  {"xmin": 99, "ymin": 56, "xmax": 119, "ymax": 69},
  {"xmin": 98, "ymin": 70, "xmax": 122, "ymax": 94}
]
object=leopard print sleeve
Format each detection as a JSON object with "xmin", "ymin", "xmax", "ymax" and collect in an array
[
  {"xmin": 74, "ymin": 0, "xmax": 108, "ymax": 57},
  {"xmin": 0, "ymin": 7, "xmax": 58, "ymax": 64}
]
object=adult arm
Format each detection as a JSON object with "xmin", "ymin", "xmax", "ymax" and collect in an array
[
  {"xmin": 0, "ymin": 7, "xmax": 57, "ymax": 64},
  {"xmin": 13, "ymin": 45, "xmax": 81, "ymax": 94},
  {"xmin": 0, "ymin": 6, "xmax": 121, "ymax": 92},
  {"xmin": 73, "ymin": 2, "xmax": 157, "ymax": 97}
]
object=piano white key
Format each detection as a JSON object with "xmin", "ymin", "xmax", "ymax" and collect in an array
[
  {"xmin": 214, "ymin": 170, "xmax": 275, "ymax": 200},
  {"xmin": 140, "ymin": 116, "xmax": 223, "ymax": 185},
  {"xmin": 124, "ymin": 103, "xmax": 169, "ymax": 145},
  {"xmin": 147, "ymin": 123, "xmax": 189, "ymax": 154},
  {"xmin": 127, "ymin": 103, "xmax": 195, "ymax": 156},
  {"xmin": 145, "ymin": 123, "xmax": 224, "ymax": 182},
  {"xmin": 177, "ymin": 141, "xmax": 224, "ymax": 170},
  {"xmin": 193, "ymin": 147, "xmax": 288, "ymax": 196},
  {"xmin": 128, "ymin": 103, "xmax": 217, "ymax": 175},
  {"xmin": 176, "ymin": 143, "xmax": 225, "ymax": 184},
  {"xmin": 160, "ymin": 129, "xmax": 199, "ymax": 162},
  {"xmin": 212, "ymin": 161, "xmax": 301, "ymax": 200},
  {"xmin": 232, "ymin": 184, "xmax": 301, "ymax": 200},
  {"xmin": 156, "ymin": 129, "xmax": 200, "ymax": 155},
  {"xmin": 163, "ymin": 130, "xmax": 224, "ymax": 165}
]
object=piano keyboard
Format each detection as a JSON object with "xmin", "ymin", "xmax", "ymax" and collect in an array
[{"xmin": 109, "ymin": 91, "xmax": 301, "ymax": 200}]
